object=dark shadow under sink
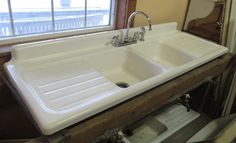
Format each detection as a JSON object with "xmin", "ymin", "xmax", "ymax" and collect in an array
[{"xmin": 123, "ymin": 118, "xmax": 168, "ymax": 143}]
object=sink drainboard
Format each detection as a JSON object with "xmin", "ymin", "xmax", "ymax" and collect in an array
[{"xmin": 121, "ymin": 104, "xmax": 200, "ymax": 143}]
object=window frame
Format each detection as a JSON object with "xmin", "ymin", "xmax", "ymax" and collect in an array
[
  {"xmin": 115, "ymin": 0, "xmax": 137, "ymax": 29},
  {"xmin": 0, "ymin": 0, "xmax": 117, "ymax": 46}
]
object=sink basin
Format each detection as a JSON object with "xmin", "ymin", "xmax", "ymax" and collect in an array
[
  {"xmin": 83, "ymin": 49, "xmax": 165, "ymax": 86},
  {"xmin": 131, "ymin": 42, "xmax": 197, "ymax": 68}
]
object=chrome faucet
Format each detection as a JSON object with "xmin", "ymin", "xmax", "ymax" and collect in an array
[
  {"xmin": 111, "ymin": 11, "xmax": 152, "ymax": 47},
  {"xmin": 124, "ymin": 11, "xmax": 152, "ymax": 42}
]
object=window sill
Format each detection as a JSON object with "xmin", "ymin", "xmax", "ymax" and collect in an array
[{"xmin": 0, "ymin": 25, "xmax": 114, "ymax": 47}]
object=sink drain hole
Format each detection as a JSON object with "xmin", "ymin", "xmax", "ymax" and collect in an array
[{"xmin": 116, "ymin": 81, "xmax": 129, "ymax": 88}]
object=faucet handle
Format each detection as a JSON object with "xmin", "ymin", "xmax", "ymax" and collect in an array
[
  {"xmin": 139, "ymin": 27, "xmax": 146, "ymax": 41},
  {"xmin": 133, "ymin": 31, "xmax": 140, "ymax": 41},
  {"xmin": 118, "ymin": 30, "xmax": 124, "ymax": 42},
  {"xmin": 111, "ymin": 35, "xmax": 120, "ymax": 47},
  {"xmin": 106, "ymin": 35, "xmax": 119, "ymax": 46},
  {"xmin": 140, "ymin": 27, "xmax": 146, "ymax": 33}
]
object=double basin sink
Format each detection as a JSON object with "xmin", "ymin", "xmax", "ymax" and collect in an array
[
  {"xmin": 83, "ymin": 41, "xmax": 196, "ymax": 87},
  {"xmin": 4, "ymin": 23, "xmax": 228, "ymax": 135}
]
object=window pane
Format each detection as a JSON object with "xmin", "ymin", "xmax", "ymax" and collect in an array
[
  {"xmin": 0, "ymin": 0, "xmax": 12, "ymax": 37},
  {"xmin": 87, "ymin": 0, "xmax": 111, "ymax": 27},
  {"xmin": 11, "ymin": 0, "xmax": 52, "ymax": 35},
  {"xmin": 54, "ymin": 0, "xmax": 85, "ymax": 31}
]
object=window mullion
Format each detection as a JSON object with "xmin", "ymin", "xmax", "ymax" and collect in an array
[
  {"xmin": 109, "ymin": 0, "xmax": 113, "ymax": 26},
  {"xmin": 7, "ymin": 0, "xmax": 15, "ymax": 35},
  {"xmin": 51, "ymin": 0, "xmax": 55, "ymax": 31},
  {"xmin": 84, "ymin": 0, "xmax": 87, "ymax": 28}
]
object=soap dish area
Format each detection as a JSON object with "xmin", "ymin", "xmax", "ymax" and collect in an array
[{"xmin": 121, "ymin": 104, "xmax": 200, "ymax": 143}]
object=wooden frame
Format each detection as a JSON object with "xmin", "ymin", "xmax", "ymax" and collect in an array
[
  {"xmin": 182, "ymin": 0, "xmax": 192, "ymax": 31},
  {"xmin": 115, "ymin": 0, "xmax": 137, "ymax": 29},
  {"xmin": 221, "ymin": 0, "xmax": 233, "ymax": 46}
]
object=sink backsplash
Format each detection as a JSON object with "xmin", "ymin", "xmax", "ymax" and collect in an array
[{"xmin": 11, "ymin": 23, "xmax": 178, "ymax": 62}]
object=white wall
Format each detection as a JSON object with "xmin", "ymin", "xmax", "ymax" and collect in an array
[{"xmin": 134, "ymin": 0, "xmax": 188, "ymax": 30}]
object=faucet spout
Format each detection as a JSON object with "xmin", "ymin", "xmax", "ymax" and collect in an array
[{"xmin": 125, "ymin": 11, "xmax": 152, "ymax": 41}]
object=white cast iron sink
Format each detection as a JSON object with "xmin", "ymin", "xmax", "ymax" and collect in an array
[
  {"xmin": 83, "ymin": 48, "xmax": 165, "ymax": 86},
  {"xmin": 4, "ymin": 22, "xmax": 229, "ymax": 135},
  {"xmin": 129, "ymin": 42, "xmax": 197, "ymax": 69}
]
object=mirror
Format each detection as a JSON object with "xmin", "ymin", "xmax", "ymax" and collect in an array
[{"xmin": 183, "ymin": 0, "xmax": 225, "ymax": 44}]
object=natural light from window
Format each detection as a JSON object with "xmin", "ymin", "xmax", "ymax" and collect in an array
[{"xmin": 0, "ymin": 0, "xmax": 113, "ymax": 38}]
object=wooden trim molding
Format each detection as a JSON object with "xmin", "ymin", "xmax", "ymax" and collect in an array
[
  {"xmin": 115, "ymin": 0, "xmax": 137, "ymax": 29},
  {"xmin": 182, "ymin": 0, "xmax": 192, "ymax": 31},
  {"xmin": 221, "ymin": 0, "xmax": 233, "ymax": 46}
]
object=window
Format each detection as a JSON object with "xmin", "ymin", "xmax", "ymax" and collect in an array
[
  {"xmin": 0, "ymin": 0, "xmax": 115, "ymax": 43},
  {"xmin": 11, "ymin": 0, "xmax": 52, "ymax": 35},
  {"xmin": 0, "ymin": 0, "xmax": 12, "ymax": 37},
  {"xmin": 54, "ymin": 0, "xmax": 85, "ymax": 31}
]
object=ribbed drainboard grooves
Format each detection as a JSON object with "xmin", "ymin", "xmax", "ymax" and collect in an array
[
  {"xmin": 29, "ymin": 69, "xmax": 119, "ymax": 111},
  {"xmin": 151, "ymin": 104, "xmax": 200, "ymax": 143},
  {"xmin": 162, "ymin": 33, "xmax": 221, "ymax": 56}
]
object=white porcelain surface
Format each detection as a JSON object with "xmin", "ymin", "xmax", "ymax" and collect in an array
[
  {"xmin": 4, "ymin": 22, "xmax": 228, "ymax": 135},
  {"xmin": 130, "ymin": 42, "xmax": 197, "ymax": 69},
  {"xmin": 83, "ymin": 48, "xmax": 164, "ymax": 85}
]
